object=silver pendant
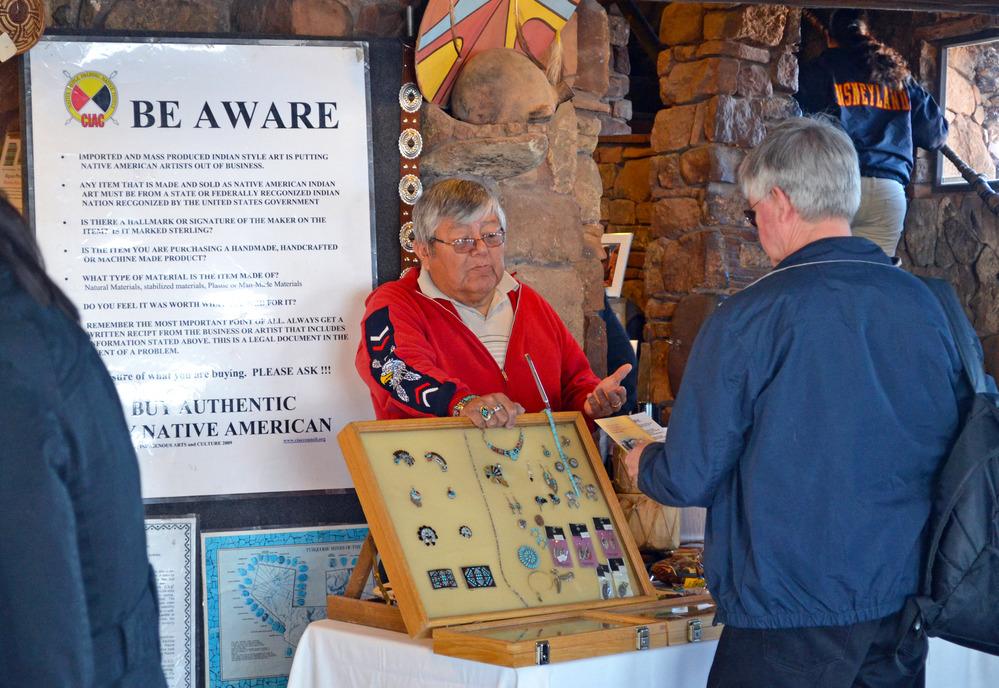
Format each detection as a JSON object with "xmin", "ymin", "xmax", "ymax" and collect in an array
[{"xmin": 425, "ymin": 451, "xmax": 448, "ymax": 472}]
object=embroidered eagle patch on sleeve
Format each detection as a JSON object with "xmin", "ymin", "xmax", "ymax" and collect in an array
[{"xmin": 365, "ymin": 306, "xmax": 455, "ymax": 416}]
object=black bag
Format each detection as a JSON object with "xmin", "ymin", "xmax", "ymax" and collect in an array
[{"xmin": 902, "ymin": 278, "xmax": 999, "ymax": 655}]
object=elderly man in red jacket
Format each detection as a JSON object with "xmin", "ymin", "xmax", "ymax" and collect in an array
[{"xmin": 356, "ymin": 177, "xmax": 629, "ymax": 428}]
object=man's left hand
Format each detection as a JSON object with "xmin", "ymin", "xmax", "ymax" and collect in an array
[
  {"xmin": 623, "ymin": 441, "xmax": 650, "ymax": 483},
  {"xmin": 584, "ymin": 363, "xmax": 632, "ymax": 418}
]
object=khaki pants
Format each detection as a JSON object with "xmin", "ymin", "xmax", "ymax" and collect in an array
[{"xmin": 852, "ymin": 176, "xmax": 907, "ymax": 257}]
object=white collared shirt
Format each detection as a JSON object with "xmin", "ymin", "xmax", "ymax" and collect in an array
[{"xmin": 418, "ymin": 269, "xmax": 519, "ymax": 368}]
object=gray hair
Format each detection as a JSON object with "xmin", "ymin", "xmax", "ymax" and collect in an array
[
  {"xmin": 739, "ymin": 117, "xmax": 861, "ymax": 223},
  {"xmin": 412, "ymin": 178, "xmax": 507, "ymax": 246}
]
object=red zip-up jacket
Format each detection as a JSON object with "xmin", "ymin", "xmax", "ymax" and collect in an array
[{"xmin": 356, "ymin": 268, "xmax": 600, "ymax": 419}]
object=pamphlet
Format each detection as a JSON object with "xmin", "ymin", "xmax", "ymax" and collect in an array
[{"xmin": 595, "ymin": 412, "xmax": 667, "ymax": 450}]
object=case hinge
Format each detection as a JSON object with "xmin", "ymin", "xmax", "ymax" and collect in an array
[
  {"xmin": 635, "ymin": 625, "xmax": 650, "ymax": 650},
  {"xmin": 687, "ymin": 618, "xmax": 703, "ymax": 642},
  {"xmin": 535, "ymin": 640, "xmax": 550, "ymax": 665}
]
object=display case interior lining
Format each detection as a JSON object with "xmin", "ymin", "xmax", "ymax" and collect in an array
[{"xmin": 338, "ymin": 413, "xmax": 655, "ymax": 637}]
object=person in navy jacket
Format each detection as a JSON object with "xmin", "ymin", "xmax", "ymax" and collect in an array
[
  {"xmin": 796, "ymin": 9, "xmax": 948, "ymax": 257},
  {"xmin": 626, "ymin": 118, "xmax": 972, "ymax": 687},
  {"xmin": 0, "ymin": 198, "xmax": 166, "ymax": 687}
]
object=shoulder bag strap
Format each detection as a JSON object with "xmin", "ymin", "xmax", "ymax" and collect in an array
[{"xmin": 918, "ymin": 277, "xmax": 988, "ymax": 394}]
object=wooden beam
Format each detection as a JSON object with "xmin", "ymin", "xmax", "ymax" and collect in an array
[
  {"xmin": 913, "ymin": 14, "xmax": 999, "ymax": 40},
  {"xmin": 653, "ymin": 1, "xmax": 999, "ymax": 17}
]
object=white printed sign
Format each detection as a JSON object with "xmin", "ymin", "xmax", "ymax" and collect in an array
[{"xmin": 27, "ymin": 38, "xmax": 377, "ymax": 497}]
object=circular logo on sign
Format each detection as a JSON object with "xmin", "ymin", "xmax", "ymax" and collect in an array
[{"xmin": 64, "ymin": 71, "xmax": 118, "ymax": 128}]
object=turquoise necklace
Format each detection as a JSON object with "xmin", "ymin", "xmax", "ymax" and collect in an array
[{"xmin": 482, "ymin": 429, "xmax": 524, "ymax": 461}]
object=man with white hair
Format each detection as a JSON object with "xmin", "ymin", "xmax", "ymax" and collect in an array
[
  {"xmin": 626, "ymin": 117, "xmax": 973, "ymax": 686},
  {"xmin": 356, "ymin": 177, "xmax": 629, "ymax": 427}
]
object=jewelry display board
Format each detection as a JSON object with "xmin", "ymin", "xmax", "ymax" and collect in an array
[{"xmin": 338, "ymin": 412, "xmax": 655, "ymax": 638}]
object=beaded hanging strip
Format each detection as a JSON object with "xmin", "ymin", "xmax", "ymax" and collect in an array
[{"xmin": 398, "ymin": 39, "xmax": 422, "ymax": 272}]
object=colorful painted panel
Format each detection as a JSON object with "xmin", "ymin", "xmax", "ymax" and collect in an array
[{"xmin": 415, "ymin": 0, "xmax": 579, "ymax": 105}]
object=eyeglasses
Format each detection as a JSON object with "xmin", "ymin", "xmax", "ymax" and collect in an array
[
  {"xmin": 744, "ymin": 191, "xmax": 771, "ymax": 229},
  {"xmin": 430, "ymin": 230, "xmax": 506, "ymax": 254}
]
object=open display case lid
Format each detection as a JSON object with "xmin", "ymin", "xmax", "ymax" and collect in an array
[{"xmin": 337, "ymin": 412, "xmax": 656, "ymax": 637}]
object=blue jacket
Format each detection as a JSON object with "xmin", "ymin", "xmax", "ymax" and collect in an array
[
  {"xmin": 638, "ymin": 238, "xmax": 971, "ymax": 629},
  {"xmin": 796, "ymin": 48, "xmax": 948, "ymax": 185},
  {"xmin": 0, "ymin": 265, "xmax": 166, "ymax": 687}
]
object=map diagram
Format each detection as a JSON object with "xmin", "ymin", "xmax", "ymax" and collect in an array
[{"xmin": 203, "ymin": 526, "xmax": 369, "ymax": 688}]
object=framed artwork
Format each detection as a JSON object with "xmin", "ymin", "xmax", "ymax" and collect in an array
[
  {"xmin": 601, "ymin": 232, "xmax": 632, "ymax": 298},
  {"xmin": 202, "ymin": 524, "xmax": 369, "ymax": 687},
  {"xmin": 145, "ymin": 516, "xmax": 198, "ymax": 688}
]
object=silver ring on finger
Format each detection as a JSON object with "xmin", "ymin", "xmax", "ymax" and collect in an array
[{"xmin": 492, "ymin": 404, "xmax": 503, "ymax": 413}]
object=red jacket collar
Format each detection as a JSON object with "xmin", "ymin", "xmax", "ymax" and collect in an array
[{"xmin": 404, "ymin": 266, "xmax": 522, "ymax": 316}]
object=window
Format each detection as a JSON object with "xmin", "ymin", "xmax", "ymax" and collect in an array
[{"xmin": 938, "ymin": 35, "xmax": 999, "ymax": 186}]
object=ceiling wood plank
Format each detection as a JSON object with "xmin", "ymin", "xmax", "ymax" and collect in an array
[
  {"xmin": 913, "ymin": 14, "xmax": 999, "ymax": 40},
  {"xmin": 652, "ymin": 1, "xmax": 999, "ymax": 17}
]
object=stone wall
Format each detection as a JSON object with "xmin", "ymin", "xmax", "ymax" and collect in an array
[
  {"xmin": 641, "ymin": 2, "xmax": 799, "ymax": 405},
  {"xmin": 596, "ymin": 134, "xmax": 654, "ymax": 309},
  {"xmin": 44, "ymin": 0, "xmax": 406, "ymax": 35},
  {"xmin": 891, "ymin": 18, "xmax": 999, "ymax": 376},
  {"xmin": 601, "ymin": 5, "xmax": 632, "ymax": 135},
  {"xmin": 25, "ymin": 0, "xmax": 608, "ymax": 367}
]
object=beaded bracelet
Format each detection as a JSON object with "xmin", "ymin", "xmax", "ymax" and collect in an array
[{"xmin": 451, "ymin": 394, "xmax": 478, "ymax": 417}]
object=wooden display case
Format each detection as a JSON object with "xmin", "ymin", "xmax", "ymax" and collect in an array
[
  {"xmin": 335, "ymin": 412, "xmax": 658, "ymax": 649},
  {"xmin": 432, "ymin": 609, "xmax": 667, "ymax": 667},
  {"xmin": 602, "ymin": 596, "xmax": 723, "ymax": 645}
]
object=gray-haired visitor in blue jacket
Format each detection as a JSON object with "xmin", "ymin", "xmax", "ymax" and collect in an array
[
  {"xmin": 625, "ymin": 117, "xmax": 972, "ymax": 688},
  {"xmin": 0, "ymin": 198, "xmax": 166, "ymax": 687}
]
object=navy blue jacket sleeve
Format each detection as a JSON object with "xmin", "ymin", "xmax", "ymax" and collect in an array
[
  {"xmin": 637, "ymin": 312, "xmax": 752, "ymax": 507},
  {"xmin": 908, "ymin": 79, "xmax": 948, "ymax": 151},
  {"xmin": 602, "ymin": 295, "xmax": 638, "ymax": 414},
  {"xmin": 0, "ymin": 377, "xmax": 95, "ymax": 687}
]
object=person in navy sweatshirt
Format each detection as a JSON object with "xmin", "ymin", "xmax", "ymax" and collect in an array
[{"xmin": 796, "ymin": 9, "xmax": 948, "ymax": 257}]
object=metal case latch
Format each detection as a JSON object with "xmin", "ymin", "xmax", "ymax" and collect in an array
[
  {"xmin": 636, "ymin": 625, "xmax": 650, "ymax": 650},
  {"xmin": 535, "ymin": 640, "xmax": 550, "ymax": 665},
  {"xmin": 687, "ymin": 618, "xmax": 703, "ymax": 642}
]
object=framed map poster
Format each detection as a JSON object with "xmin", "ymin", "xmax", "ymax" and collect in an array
[{"xmin": 202, "ymin": 525, "xmax": 369, "ymax": 688}]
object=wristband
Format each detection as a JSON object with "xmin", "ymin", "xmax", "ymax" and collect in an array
[{"xmin": 451, "ymin": 394, "xmax": 478, "ymax": 417}]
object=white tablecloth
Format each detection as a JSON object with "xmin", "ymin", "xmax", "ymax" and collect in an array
[{"xmin": 287, "ymin": 619, "xmax": 998, "ymax": 688}]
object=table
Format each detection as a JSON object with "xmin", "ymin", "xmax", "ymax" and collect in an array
[{"xmin": 287, "ymin": 619, "xmax": 999, "ymax": 687}]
